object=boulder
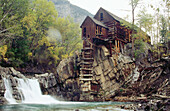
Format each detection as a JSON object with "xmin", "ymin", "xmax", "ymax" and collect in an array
[
  {"xmin": 118, "ymin": 54, "xmax": 133, "ymax": 64},
  {"xmin": 0, "ymin": 97, "xmax": 8, "ymax": 105},
  {"xmin": 57, "ymin": 57, "xmax": 75, "ymax": 82},
  {"xmin": 35, "ymin": 73, "xmax": 57, "ymax": 89}
]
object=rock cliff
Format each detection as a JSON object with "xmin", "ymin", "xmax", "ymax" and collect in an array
[
  {"xmin": 36, "ymin": 57, "xmax": 80, "ymax": 101},
  {"xmin": 49, "ymin": 0, "xmax": 93, "ymax": 24},
  {"xmin": 91, "ymin": 46, "xmax": 136, "ymax": 99}
]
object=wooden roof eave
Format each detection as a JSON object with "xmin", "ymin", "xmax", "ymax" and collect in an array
[{"xmin": 80, "ymin": 16, "xmax": 108, "ymax": 29}]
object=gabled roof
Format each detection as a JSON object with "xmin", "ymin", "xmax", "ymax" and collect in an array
[
  {"xmin": 100, "ymin": 8, "xmax": 150, "ymax": 38},
  {"xmin": 80, "ymin": 16, "xmax": 108, "ymax": 29},
  {"xmin": 98, "ymin": 7, "xmax": 133, "ymax": 29},
  {"xmin": 89, "ymin": 16, "xmax": 108, "ymax": 28}
]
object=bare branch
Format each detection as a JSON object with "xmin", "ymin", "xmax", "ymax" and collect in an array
[
  {"xmin": 0, "ymin": 26, "xmax": 16, "ymax": 33},
  {"xmin": 0, "ymin": 33, "xmax": 15, "ymax": 45},
  {"xmin": 0, "ymin": 1, "xmax": 14, "ymax": 24}
]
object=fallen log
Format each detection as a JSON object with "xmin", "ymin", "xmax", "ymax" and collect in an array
[{"xmin": 152, "ymin": 94, "xmax": 170, "ymax": 99}]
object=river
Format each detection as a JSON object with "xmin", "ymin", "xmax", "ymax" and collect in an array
[
  {"xmin": 0, "ymin": 102, "xmax": 132, "ymax": 111},
  {"xmin": 2, "ymin": 78, "xmax": 132, "ymax": 111}
]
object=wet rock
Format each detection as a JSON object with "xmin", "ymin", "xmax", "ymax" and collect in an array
[
  {"xmin": 0, "ymin": 66, "xmax": 28, "ymax": 104},
  {"xmin": 118, "ymin": 54, "xmax": 133, "ymax": 64},
  {"xmin": 35, "ymin": 73, "xmax": 57, "ymax": 89},
  {"xmin": 0, "ymin": 97, "xmax": 8, "ymax": 105},
  {"xmin": 10, "ymin": 67, "xmax": 20, "ymax": 76},
  {"xmin": 0, "ymin": 80, "xmax": 5, "ymax": 96},
  {"xmin": 9, "ymin": 77, "xmax": 18, "ymax": 87}
]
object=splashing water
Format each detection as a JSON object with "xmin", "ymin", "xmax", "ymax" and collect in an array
[
  {"xmin": 17, "ymin": 78, "xmax": 60, "ymax": 104},
  {"xmin": 3, "ymin": 78, "xmax": 17, "ymax": 104}
]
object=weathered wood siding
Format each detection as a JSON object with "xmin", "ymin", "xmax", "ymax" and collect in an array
[
  {"xmin": 95, "ymin": 25, "xmax": 108, "ymax": 38},
  {"xmin": 94, "ymin": 8, "xmax": 114, "ymax": 23},
  {"xmin": 81, "ymin": 17, "xmax": 96, "ymax": 40}
]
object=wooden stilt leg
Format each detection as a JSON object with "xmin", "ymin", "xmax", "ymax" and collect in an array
[{"xmin": 115, "ymin": 40, "xmax": 117, "ymax": 53}]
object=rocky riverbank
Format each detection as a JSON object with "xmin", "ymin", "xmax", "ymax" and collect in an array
[
  {"xmin": 116, "ymin": 98, "xmax": 170, "ymax": 111},
  {"xmin": 0, "ymin": 43, "xmax": 169, "ymax": 111}
]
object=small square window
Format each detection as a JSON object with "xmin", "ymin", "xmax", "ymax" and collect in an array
[{"xmin": 100, "ymin": 13, "xmax": 103, "ymax": 21}]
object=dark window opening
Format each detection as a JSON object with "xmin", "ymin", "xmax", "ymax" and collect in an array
[
  {"xmin": 100, "ymin": 13, "xmax": 103, "ymax": 21},
  {"xmin": 83, "ymin": 27, "xmax": 86, "ymax": 37},
  {"xmin": 96, "ymin": 26, "xmax": 98, "ymax": 34},
  {"xmin": 100, "ymin": 27, "xmax": 102, "ymax": 34}
]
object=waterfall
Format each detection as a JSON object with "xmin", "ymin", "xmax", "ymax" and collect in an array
[
  {"xmin": 3, "ymin": 78, "xmax": 17, "ymax": 104},
  {"xmin": 17, "ymin": 78, "xmax": 59, "ymax": 104},
  {"xmin": 3, "ymin": 78, "xmax": 60, "ymax": 104}
]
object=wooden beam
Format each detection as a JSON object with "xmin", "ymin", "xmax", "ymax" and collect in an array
[
  {"xmin": 109, "ymin": 41, "xmax": 112, "ymax": 57},
  {"xmin": 118, "ymin": 40, "xmax": 120, "ymax": 53},
  {"xmin": 115, "ymin": 37, "xmax": 127, "ymax": 43},
  {"xmin": 115, "ymin": 40, "xmax": 117, "ymax": 52}
]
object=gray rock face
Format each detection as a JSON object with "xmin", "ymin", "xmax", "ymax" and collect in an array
[
  {"xmin": 34, "ymin": 73, "xmax": 62, "ymax": 98},
  {"xmin": 36, "ymin": 73, "xmax": 57, "ymax": 89},
  {"xmin": 49, "ymin": 0, "xmax": 93, "ymax": 24},
  {"xmin": 0, "ymin": 67, "xmax": 26, "ymax": 104},
  {"xmin": 57, "ymin": 57, "xmax": 75, "ymax": 82},
  {"xmin": 56, "ymin": 57, "xmax": 80, "ymax": 101},
  {"xmin": 34, "ymin": 57, "xmax": 80, "ymax": 101},
  {"xmin": 91, "ymin": 46, "xmax": 136, "ymax": 99}
]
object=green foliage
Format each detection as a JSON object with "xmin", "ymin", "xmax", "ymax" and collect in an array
[
  {"xmin": 130, "ymin": 0, "xmax": 140, "ymax": 9},
  {"xmin": 55, "ymin": 16, "xmax": 82, "ymax": 59},
  {"xmin": 0, "ymin": 45, "xmax": 7, "ymax": 58},
  {"xmin": 134, "ymin": 39, "xmax": 145, "ymax": 59},
  {"xmin": 136, "ymin": 7, "xmax": 154, "ymax": 34},
  {"xmin": 22, "ymin": 0, "xmax": 58, "ymax": 50},
  {"xmin": 5, "ymin": 38, "xmax": 31, "ymax": 67},
  {"xmin": 0, "ymin": 0, "xmax": 82, "ymax": 69},
  {"xmin": 0, "ymin": 0, "xmax": 29, "ymax": 44},
  {"xmin": 33, "ymin": 37, "xmax": 61, "ymax": 65},
  {"xmin": 133, "ymin": 30, "xmax": 146, "ymax": 59},
  {"xmin": 160, "ymin": 16, "xmax": 168, "ymax": 44},
  {"xmin": 119, "ymin": 89, "xmax": 124, "ymax": 92}
]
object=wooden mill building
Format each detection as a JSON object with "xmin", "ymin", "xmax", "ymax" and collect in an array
[{"xmin": 79, "ymin": 7, "xmax": 135, "ymax": 95}]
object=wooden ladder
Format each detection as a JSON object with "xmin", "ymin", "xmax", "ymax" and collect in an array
[{"xmin": 80, "ymin": 39, "xmax": 94, "ymax": 92}]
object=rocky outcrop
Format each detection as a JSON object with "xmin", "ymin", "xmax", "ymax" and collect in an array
[
  {"xmin": 128, "ymin": 58, "xmax": 170, "ymax": 97},
  {"xmin": 90, "ymin": 46, "xmax": 136, "ymax": 99},
  {"xmin": 0, "ymin": 75, "xmax": 7, "ymax": 105},
  {"xmin": 34, "ymin": 57, "xmax": 80, "ymax": 101},
  {"xmin": 35, "ymin": 73, "xmax": 62, "ymax": 97},
  {"xmin": 56, "ymin": 57, "xmax": 80, "ymax": 101},
  {"xmin": 0, "ymin": 67, "xmax": 26, "ymax": 104},
  {"xmin": 57, "ymin": 57, "xmax": 75, "ymax": 82}
]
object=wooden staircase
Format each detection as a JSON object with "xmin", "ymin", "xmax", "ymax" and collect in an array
[{"xmin": 80, "ymin": 39, "xmax": 94, "ymax": 93}]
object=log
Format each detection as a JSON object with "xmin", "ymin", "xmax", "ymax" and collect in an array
[{"xmin": 152, "ymin": 94, "xmax": 170, "ymax": 99}]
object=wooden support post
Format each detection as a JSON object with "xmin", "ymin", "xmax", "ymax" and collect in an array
[
  {"xmin": 129, "ymin": 30, "xmax": 130, "ymax": 42},
  {"xmin": 115, "ymin": 40, "xmax": 117, "ymax": 53},
  {"xmin": 89, "ymin": 81, "xmax": 91, "ymax": 91},
  {"xmin": 109, "ymin": 41, "xmax": 112, "ymax": 57},
  {"xmin": 118, "ymin": 40, "xmax": 120, "ymax": 53}
]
